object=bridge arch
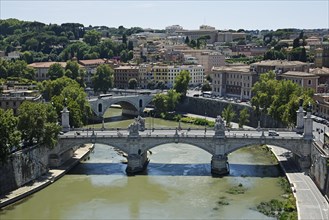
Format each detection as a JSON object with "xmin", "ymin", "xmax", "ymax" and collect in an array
[{"xmin": 89, "ymin": 95, "xmax": 153, "ymax": 117}]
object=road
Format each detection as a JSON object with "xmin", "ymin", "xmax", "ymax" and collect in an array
[
  {"xmin": 270, "ymin": 145, "xmax": 329, "ymax": 220},
  {"xmin": 60, "ymin": 128, "xmax": 302, "ymax": 139}
]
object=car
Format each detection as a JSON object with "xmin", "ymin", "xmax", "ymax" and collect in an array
[{"xmin": 268, "ymin": 130, "xmax": 279, "ymax": 136}]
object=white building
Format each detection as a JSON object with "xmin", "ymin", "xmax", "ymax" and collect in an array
[{"xmin": 167, "ymin": 65, "xmax": 204, "ymax": 88}]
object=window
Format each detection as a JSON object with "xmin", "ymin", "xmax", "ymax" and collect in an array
[{"xmin": 308, "ymin": 80, "xmax": 312, "ymax": 85}]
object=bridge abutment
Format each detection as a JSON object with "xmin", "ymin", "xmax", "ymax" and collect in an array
[{"xmin": 211, "ymin": 154, "xmax": 229, "ymax": 175}]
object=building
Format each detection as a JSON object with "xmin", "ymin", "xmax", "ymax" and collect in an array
[
  {"xmin": 211, "ymin": 65, "xmax": 256, "ymax": 100},
  {"xmin": 217, "ymin": 32, "xmax": 246, "ymax": 43},
  {"xmin": 313, "ymin": 93, "xmax": 329, "ymax": 119},
  {"xmin": 167, "ymin": 65, "xmax": 204, "ymax": 88},
  {"xmin": 0, "ymin": 89, "xmax": 42, "ymax": 115},
  {"xmin": 138, "ymin": 64, "xmax": 153, "ymax": 89},
  {"xmin": 281, "ymin": 71, "xmax": 318, "ymax": 92},
  {"xmin": 176, "ymin": 25, "xmax": 218, "ymax": 44},
  {"xmin": 250, "ymin": 60, "xmax": 310, "ymax": 75},
  {"xmin": 28, "ymin": 62, "xmax": 66, "ymax": 81},
  {"xmin": 177, "ymin": 50, "xmax": 225, "ymax": 74},
  {"xmin": 151, "ymin": 65, "xmax": 169, "ymax": 87},
  {"xmin": 114, "ymin": 66, "xmax": 139, "ymax": 89},
  {"xmin": 314, "ymin": 43, "xmax": 329, "ymax": 68},
  {"xmin": 310, "ymin": 67, "xmax": 329, "ymax": 93},
  {"xmin": 78, "ymin": 59, "xmax": 117, "ymax": 86},
  {"xmin": 165, "ymin": 25, "xmax": 184, "ymax": 34}
]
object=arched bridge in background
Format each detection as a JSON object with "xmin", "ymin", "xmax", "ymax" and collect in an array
[{"xmin": 88, "ymin": 93, "xmax": 154, "ymax": 117}]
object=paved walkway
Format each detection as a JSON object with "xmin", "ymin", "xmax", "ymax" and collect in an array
[
  {"xmin": 0, "ymin": 144, "xmax": 94, "ymax": 208},
  {"xmin": 269, "ymin": 145, "xmax": 329, "ymax": 220}
]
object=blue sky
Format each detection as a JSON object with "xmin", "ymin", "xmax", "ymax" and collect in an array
[{"xmin": 1, "ymin": 0, "xmax": 328, "ymax": 30}]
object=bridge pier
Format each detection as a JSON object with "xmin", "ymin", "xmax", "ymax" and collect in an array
[
  {"xmin": 126, "ymin": 152, "xmax": 149, "ymax": 174},
  {"xmin": 211, "ymin": 154, "xmax": 229, "ymax": 175}
]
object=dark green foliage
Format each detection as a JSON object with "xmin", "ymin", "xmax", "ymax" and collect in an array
[
  {"xmin": 0, "ymin": 109, "xmax": 21, "ymax": 164},
  {"xmin": 92, "ymin": 64, "xmax": 114, "ymax": 93},
  {"xmin": 174, "ymin": 70, "xmax": 191, "ymax": 97}
]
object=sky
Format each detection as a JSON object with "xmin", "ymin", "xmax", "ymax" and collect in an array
[{"xmin": 0, "ymin": 0, "xmax": 328, "ymax": 31}]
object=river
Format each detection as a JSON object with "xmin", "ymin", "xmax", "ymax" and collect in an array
[{"xmin": 0, "ymin": 108, "xmax": 286, "ymax": 219}]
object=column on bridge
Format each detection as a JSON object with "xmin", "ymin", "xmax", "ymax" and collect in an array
[
  {"xmin": 61, "ymin": 106, "xmax": 70, "ymax": 132},
  {"xmin": 126, "ymin": 119, "xmax": 149, "ymax": 174},
  {"xmin": 303, "ymin": 105, "xmax": 313, "ymax": 140}
]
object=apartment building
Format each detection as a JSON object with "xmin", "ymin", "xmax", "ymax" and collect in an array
[
  {"xmin": 152, "ymin": 65, "xmax": 169, "ymax": 86},
  {"xmin": 138, "ymin": 64, "xmax": 153, "ymax": 89},
  {"xmin": 28, "ymin": 62, "xmax": 67, "ymax": 81},
  {"xmin": 114, "ymin": 66, "xmax": 139, "ymax": 89},
  {"xmin": 281, "ymin": 71, "xmax": 318, "ymax": 92},
  {"xmin": 167, "ymin": 65, "xmax": 204, "ymax": 88},
  {"xmin": 314, "ymin": 43, "xmax": 329, "ymax": 68},
  {"xmin": 314, "ymin": 93, "xmax": 329, "ymax": 119},
  {"xmin": 211, "ymin": 65, "xmax": 256, "ymax": 100},
  {"xmin": 178, "ymin": 50, "xmax": 225, "ymax": 73}
]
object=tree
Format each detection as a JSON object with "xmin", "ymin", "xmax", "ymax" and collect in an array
[
  {"xmin": 293, "ymin": 37, "xmax": 300, "ymax": 49},
  {"xmin": 166, "ymin": 89, "xmax": 180, "ymax": 112},
  {"xmin": 128, "ymin": 78, "xmax": 138, "ymax": 89},
  {"xmin": 122, "ymin": 34, "xmax": 127, "ymax": 45},
  {"xmin": 48, "ymin": 63, "xmax": 65, "ymax": 80},
  {"xmin": 174, "ymin": 70, "xmax": 191, "ymax": 97},
  {"xmin": 238, "ymin": 108, "xmax": 250, "ymax": 128},
  {"xmin": 0, "ymin": 109, "xmax": 21, "ymax": 164},
  {"xmin": 92, "ymin": 64, "xmax": 113, "ymax": 93},
  {"xmin": 65, "ymin": 60, "xmax": 80, "ymax": 79},
  {"xmin": 17, "ymin": 102, "xmax": 60, "ymax": 148},
  {"xmin": 153, "ymin": 93, "xmax": 167, "ymax": 115},
  {"xmin": 222, "ymin": 104, "xmax": 236, "ymax": 128},
  {"xmin": 83, "ymin": 29, "xmax": 101, "ymax": 46},
  {"xmin": 201, "ymin": 82, "xmax": 212, "ymax": 91},
  {"xmin": 185, "ymin": 36, "xmax": 190, "ymax": 44}
]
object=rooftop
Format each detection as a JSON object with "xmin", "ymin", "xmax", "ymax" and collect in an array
[
  {"xmin": 212, "ymin": 65, "xmax": 251, "ymax": 73},
  {"xmin": 282, "ymin": 71, "xmax": 318, "ymax": 77},
  {"xmin": 250, "ymin": 60, "xmax": 308, "ymax": 67},
  {"xmin": 310, "ymin": 67, "xmax": 329, "ymax": 75},
  {"xmin": 28, "ymin": 62, "xmax": 66, "ymax": 68}
]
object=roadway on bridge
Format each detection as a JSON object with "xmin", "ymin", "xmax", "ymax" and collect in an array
[
  {"xmin": 270, "ymin": 145, "xmax": 329, "ymax": 220},
  {"xmin": 61, "ymin": 128, "xmax": 302, "ymax": 139}
]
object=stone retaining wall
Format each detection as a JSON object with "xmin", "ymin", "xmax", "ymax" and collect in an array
[
  {"xmin": 176, "ymin": 97, "xmax": 283, "ymax": 128},
  {"xmin": 0, "ymin": 146, "xmax": 49, "ymax": 195}
]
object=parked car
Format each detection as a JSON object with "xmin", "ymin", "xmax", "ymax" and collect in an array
[{"xmin": 268, "ymin": 130, "xmax": 279, "ymax": 136}]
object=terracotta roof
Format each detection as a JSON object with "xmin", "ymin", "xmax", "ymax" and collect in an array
[
  {"xmin": 28, "ymin": 62, "xmax": 66, "ymax": 68},
  {"xmin": 282, "ymin": 71, "xmax": 318, "ymax": 77},
  {"xmin": 212, "ymin": 65, "xmax": 251, "ymax": 73},
  {"xmin": 250, "ymin": 60, "xmax": 307, "ymax": 67},
  {"xmin": 78, "ymin": 59, "xmax": 112, "ymax": 66},
  {"xmin": 114, "ymin": 66, "xmax": 139, "ymax": 70}
]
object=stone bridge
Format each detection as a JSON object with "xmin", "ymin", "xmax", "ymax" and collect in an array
[
  {"xmin": 89, "ymin": 94, "xmax": 154, "ymax": 117},
  {"xmin": 54, "ymin": 103, "xmax": 314, "ymax": 175}
]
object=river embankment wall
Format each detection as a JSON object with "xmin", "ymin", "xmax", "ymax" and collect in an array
[
  {"xmin": 0, "ymin": 146, "xmax": 49, "ymax": 195},
  {"xmin": 310, "ymin": 142, "xmax": 329, "ymax": 200},
  {"xmin": 176, "ymin": 97, "xmax": 283, "ymax": 128}
]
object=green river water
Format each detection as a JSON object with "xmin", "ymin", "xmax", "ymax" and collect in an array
[{"xmin": 0, "ymin": 108, "xmax": 286, "ymax": 219}]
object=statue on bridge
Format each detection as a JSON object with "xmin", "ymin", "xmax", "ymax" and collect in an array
[
  {"xmin": 214, "ymin": 115, "xmax": 225, "ymax": 138},
  {"xmin": 128, "ymin": 119, "xmax": 140, "ymax": 137},
  {"xmin": 136, "ymin": 115, "xmax": 145, "ymax": 131},
  {"xmin": 128, "ymin": 116, "xmax": 146, "ymax": 137}
]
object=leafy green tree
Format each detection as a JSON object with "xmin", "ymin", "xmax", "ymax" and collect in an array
[
  {"xmin": 174, "ymin": 70, "xmax": 191, "ymax": 97},
  {"xmin": 153, "ymin": 93, "xmax": 167, "ymax": 115},
  {"xmin": 83, "ymin": 29, "xmax": 101, "ymax": 46},
  {"xmin": 0, "ymin": 109, "xmax": 21, "ymax": 164},
  {"xmin": 202, "ymin": 82, "xmax": 212, "ymax": 92},
  {"xmin": 251, "ymin": 71, "xmax": 277, "ymax": 118},
  {"xmin": 92, "ymin": 64, "xmax": 113, "ymax": 93},
  {"xmin": 48, "ymin": 63, "xmax": 65, "ymax": 80},
  {"xmin": 185, "ymin": 36, "xmax": 190, "ymax": 44},
  {"xmin": 65, "ymin": 60, "xmax": 80, "ymax": 79},
  {"xmin": 128, "ymin": 78, "xmax": 138, "ymax": 89},
  {"xmin": 166, "ymin": 89, "xmax": 180, "ymax": 112},
  {"xmin": 238, "ymin": 108, "xmax": 250, "ymax": 128},
  {"xmin": 17, "ymin": 102, "xmax": 60, "ymax": 148},
  {"xmin": 222, "ymin": 104, "xmax": 236, "ymax": 128}
]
